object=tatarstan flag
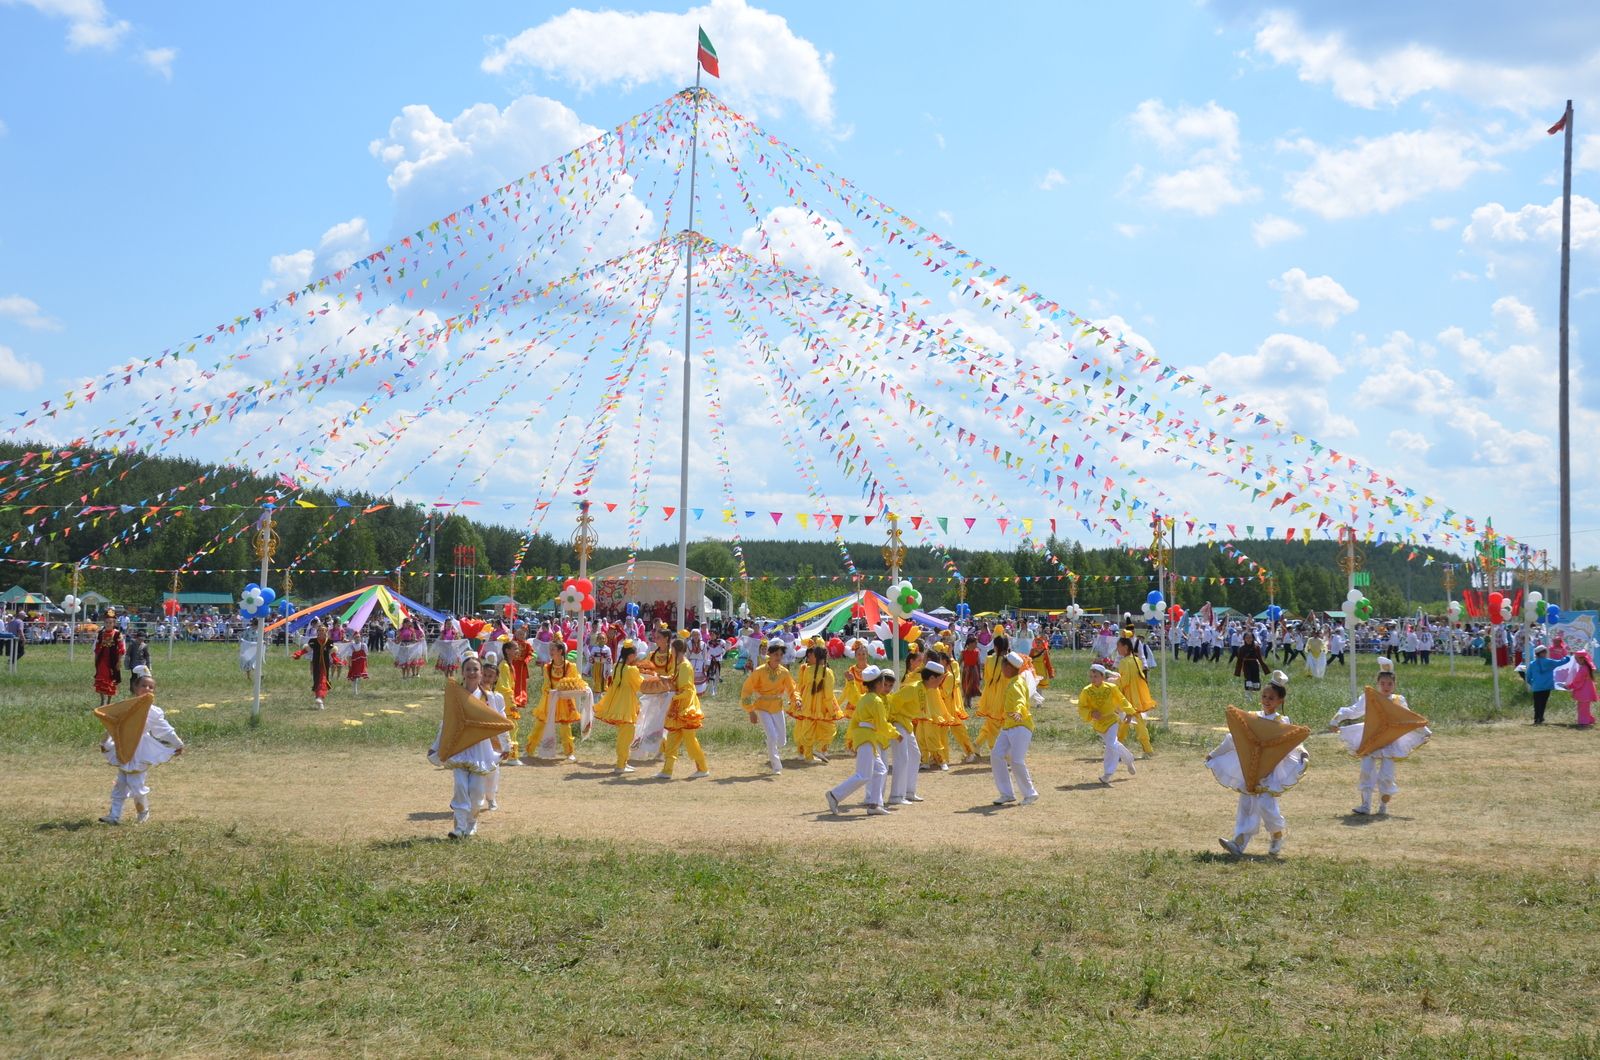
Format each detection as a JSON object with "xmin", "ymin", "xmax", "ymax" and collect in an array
[{"xmin": 697, "ymin": 26, "xmax": 719, "ymax": 78}]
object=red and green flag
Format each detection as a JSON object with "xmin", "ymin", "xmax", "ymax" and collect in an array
[{"xmin": 697, "ymin": 26, "xmax": 719, "ymax": 78}]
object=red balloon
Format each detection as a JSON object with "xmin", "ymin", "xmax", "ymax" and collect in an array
[
  {"xmin": 502, "ymin": 602, "xmax": 516, "ymax": 619},
  {"xmin": 163, "ymin": 599, "xmax": 181, "ymax": 617},
  {"xmin": 581, "ymin": 594, "xmax": 596, "ymax": 612},
  {"xmin": 572, "ymin": 578, "xmax": 593, "ymax": 595},
  {"xmin": 566, "ymin": 638, "xmax": 579, "ymax": 652}
]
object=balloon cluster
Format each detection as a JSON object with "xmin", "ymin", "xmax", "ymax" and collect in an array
[
  {"xmin": 1447, "ymin": 600, "xmax": 1462, "ymax": 623},
  {"xmin": 62, "ymin": 593, "xmax": 81, "ymax": 616},
  {"xmin": 502, "ymin": 601, "xmax": 517, "ymax": 621},
  {"xmin": 1265, "ymin": 603, "xmax": 1283, "ymax": 623},
  {"xmin": 559, "ymin": 577, "xmax": 595, "ymax": 613},
  {"xmin": 885, "ymin": 579, "xmax": 922, "ymax": 619},
  {"xmin": 163, "ymin": 598, "xmax": 182, "ymax": 618},
  {"xmin": 1168, "ymin": 604, "xmax": 1185, "ymax": 624},
  {"xmin": 1140, "ymin": 590, "xmax": 1167, "ymax": 625},
  {"xmin": 1486, "ymin": 591, "xmax": 1513, "ymax": 625},
  {"xmin": 1064, "ymin": 602, "xmax": 1085, "ymax": 622},
  {"xmin": 1345, "ymin": 588, "xmax": 1373, "ymax": 621},
  {"xmin": 625, "ymin": 601, "xmax": 640, "ymax": 618},
  {"xmin": 955, "ymin": 601, "xmax": 973, "ymax": 621},
  {"xmin": 239, "ymin": 582, "xmax": 277, "ymax": 620}
]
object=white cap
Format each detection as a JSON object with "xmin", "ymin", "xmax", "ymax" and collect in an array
[
  {"xmin": 1089, "ymin": 663, "xmax": 1119, "ymax": 679},
  {"xmin": 1268, "ymin": 669, "xmax": 1289, "ymax": 690},
  {"xmin": 1376, "ymin": 656, "xmax": 1395, "ymax": 674},
  {"xmin": 924, "ymin": 660, "xmax": 946, "ymax": 675},
  {"xmin": 1003, "ymin": 651, "xmax": 1026, "ymax": 668},
  {"xmin": 481, "ymin": 651, "xmax": 500, "ymax": 665},
  {"xmin": 131, "ymin": 664, "xmax": 152, "ymax": 679},
  {"xmin": 860, "ymin": 665, "xmax": 883, "ymax": 683}
]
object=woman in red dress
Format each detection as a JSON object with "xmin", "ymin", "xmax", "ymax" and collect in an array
[{"xmin": 92, "ymin": 610, "xmax": 124, "ymax": 705}]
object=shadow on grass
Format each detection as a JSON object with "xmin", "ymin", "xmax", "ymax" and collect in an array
[
  {"xmin": 955, "ymin": 803, "xmax": 1010, "ymax": 816},
  {"xmin": 371, "ymin": 835, "xmax": 453, "ymax": 850},
  {"xmin": 407, "ymin": 811, "xmax": 454, "ymax": 821},
  {"xmin": 711, "ymin": 773, "xmax": 780, "ymax": 786},
  {"xmin": 35, "ymin": 819, "xmax": 95, "ymax": 833},
  {"xmin": 1058, "ymin": 780, "xmax": 1116, "ymax": 791},
  {"xmin": 1191, "ymin": 850, "xmax": 1285, "ymax": 865}
]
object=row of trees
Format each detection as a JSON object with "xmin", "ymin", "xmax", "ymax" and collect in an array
[{"xmin": 6, "ymin": 443, "xmax": 1583, "ymax": 616}]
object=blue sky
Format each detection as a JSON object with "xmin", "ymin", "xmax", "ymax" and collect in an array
[{"xmin": 1, "ymin": 0, "xmax": 1597, "ymax": 565}]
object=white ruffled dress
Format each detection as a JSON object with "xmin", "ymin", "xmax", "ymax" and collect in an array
[
  {"xmin": 1332, "ymin": 693, "xmax": 1432, "ymax": 760},
  {"xmin": 101, "ymin": 703, "xmax": 184, "ymax": 773},
  {"xmin": 1205, "ymin": 710, "xmax": 1310, "ymax": 796}
]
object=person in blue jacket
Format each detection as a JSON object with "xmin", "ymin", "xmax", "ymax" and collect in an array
[{"xmin": 1524, "ymin": 644, "xmax": 1561, "ymax": 725}]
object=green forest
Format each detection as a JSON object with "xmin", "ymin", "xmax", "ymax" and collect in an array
[{"xmin": 2, "ymin": 443, "xmax": 1584, "ymax": 617}]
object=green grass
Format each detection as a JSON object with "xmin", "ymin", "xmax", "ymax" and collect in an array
[
  {"xmin": 0, "ymin": 641, "xmax": 1540, "ymax": 759},
  {"xmin": 3, "ymin": 821, "xmax": 1597, "ymax": 1057}
]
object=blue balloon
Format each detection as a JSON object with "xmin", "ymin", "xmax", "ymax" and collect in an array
[
  {"xmin": 625, "ymin": 602, "xmax": 640, "ymax": 617},
  {"xmin": 1146, "ymin": 590, "xmax": 1163, "ymax": 606},
  {"xmin": 955, "ymin": 602, "xmax": 972, "ymax": 620},
  {"xmin": 276, "ymin": 598, "xmax": 294, "ymax": 615},
  {"xmin": 1545, "ymin": 605, "xmax": 1562, "ymax": 625},
  {"xmin": 1266, "ymin": 604, "xmax": 1283, "ymax": 621}
]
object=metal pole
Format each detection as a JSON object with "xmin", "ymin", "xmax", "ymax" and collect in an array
[
  {"xmin": 1345, "ymin": 531, "xmax": 1359, "ymax": 705},
  {"xmin": 427, "ymin": 514, "xmax": 436, "ymax": 609},
  {"xmin": 1559, "ymin": 99, "xmax": 1574, "ymax": 608},
  {"xmin": 251, "ymin": 510, "xmax": 273, "ymax": 727},
  {"xmin": 68, "ymin": 567, "xmax": 78, "ymax": 663},
  {"xmin": 675, "ymin": 69, "xmax": 703, "ymax": 632}
]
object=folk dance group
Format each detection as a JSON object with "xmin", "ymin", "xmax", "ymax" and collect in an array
[{"xmin": 88, "ymin": 616, "xmax": 1432, "ymax": 854}]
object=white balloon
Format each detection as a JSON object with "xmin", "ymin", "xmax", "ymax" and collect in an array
[
  {"xmin": 1346, "ymin": 588, "xmax": 1362, "ymax": 603},
  {"xmin": 1528, "ymin": 591, "xmax": 1542, "ymax": 604}
]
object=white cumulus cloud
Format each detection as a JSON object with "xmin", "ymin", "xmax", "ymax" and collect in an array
[
  {"xmin": 482, "ymin": 0, "xmax": 837, "ymax": 128},
  {"xmin": 1492, "ymin": 295, "xmax": 1539, "ymax": 335},
  {"xmin": 1251, "ymin": 214, "xmax": 1304, "ymax": 247},
  {"xmin": 1271, "ymin": 267, "xmax": 1358, "ymax": 328},
  {"xmin": 1198, "ymin": 332, "xmax": 1354, "ymax": 437},
  {"xmin": 1128, "ymin": 99, "xmax": 1256, "ymax": 215},
  {"xmin": 0, "ymin": 293, "xmax": 63, "ymax": 331},
  {"xmin": 1464, "ymin": 194, "xmax": 1600, "ymax": 252},
  {"xmin": 140, "ymin": 45, "xmax": 176, "ymax": 79},
  {"xmin": 261, "ymin": 218, "xmax": 371, "ymax": 296},
  {"xmin": 0, "ymin": 344, "xmax": 44, "ymax": 390},
  {"xmin": 1038, "ymin": 168, "xmax": 1066, "ymax": 191},
  {"xmin": 1283, "ymin": 129, "xmax": 1494, "ymax": 220}
]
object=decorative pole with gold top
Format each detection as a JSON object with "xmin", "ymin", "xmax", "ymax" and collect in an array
[
  {"xmin": 251, "ymin": 509, "xmax": 277, "ymax": 727},
  {"xmin": 882, "ymin": 512, "xmax": 905, "ymax": 673}
]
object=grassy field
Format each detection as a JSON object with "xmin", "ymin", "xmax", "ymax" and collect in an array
[{"xmin": 3, "ymin": 642, "xmax": 1597, "ymax": 1058}]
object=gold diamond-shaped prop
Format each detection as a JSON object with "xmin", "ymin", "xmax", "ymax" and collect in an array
[
  {"xmin": 437, "ymin": 680, "xmax": 513, "ymax": 760},
  {"xmin": 1353, "ymin": 686, "xmax": 1429, "ymax": 758},
  {"xmin": 93, "ymin": 693, "xmax": 155, "ymax": 766},
  {"xmin": 1225, "ymin": 706, "xmax": 1311, "ymax": 795}
]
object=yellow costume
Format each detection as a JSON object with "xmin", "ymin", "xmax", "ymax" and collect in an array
[
  {"xmin": 1077, "ymin": 682, "xmax": 1132, "ymax": 733},
  {"xmin": 913, "ymin": 671, "xmax": 947, "ymax": 767},
  {"xmin": 639, "ymin": 645, "xmax": 673, "ymax": 696},
  {"xmin": 529, "ymin": 657, "xmax": 590, "ymax": 757},
  {"xmin": 661, "ymin": 658, "xmax": 707, "ymax": 777},
  {"xmin": 842, "ymin": 662, "xmax": 869, "ymax": 719},
  {"xmin": 1116, "ymin": 654, "xmax": 1156, "ymax": 755},
  {"xmin": 594, "ymin": 663, "xmax": 642, "ymax": 769},
  {"xmin": 1001, "ymin": 673, "xmax": 1034, "ymax": 730},
  {"xmin": 740, "ymin": 665, "xmax": 799, "ymax": 714},
  {"xmin": 790, "ymin": 661, "xmax": 843, "ymax": 759},
  {"xmin": 935, "ymin": 656, "xmax": 976, "ymax": 760},
  {"xmin": 1029, "ymin": 636, "xmax": 1055, "ymax": 688},
  {"xmin": 888, "ymin": 675, "xmax": 930, "ymax": 734},
  {"xmin": 975, "ymin": 655, "xmax": 1008, "ymax": 753},
  {"xmin": 846, "ymin": 690, "xmax": 893, "ymax": 750}
]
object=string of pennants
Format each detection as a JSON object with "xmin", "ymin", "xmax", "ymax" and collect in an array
[{"xmin": 0, "ymin": 88, "xmax": 1513, "ymax": 583}]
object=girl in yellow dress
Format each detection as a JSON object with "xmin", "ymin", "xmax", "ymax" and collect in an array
[
  {"xmin": 657, "ymin": 638, "xmax": 709, "ymax": 780},
  {"xmin": 593, "ymin": 641, "xmax": 642, "ymax": 773},
  {"xmin": 974, "ymin": 634, "xmax": 1013, "ymax": 756},
  {"xmin": 529, "ymin": 646, "xmax": 590, "ymax": 761},
  {"xmin": 1029, "ymin": 633, "xmax": 1056, "ymax": 688},
  {"xmin": 791, "ymin": 644, "xmax": 842, "ymax": 763},
  {"xmin": 931, "ymin": 644, "xmax": 976, "ymax": 767},
  {"xmin": 842, "ymin": 639, "xmax": 872, "ymax": 724},
  {"xmin": 741, "ymin": 642, "xmax": 800, "ymax": 774},
  {"xmin": 1079, "ymin": 662, "xmax": 1138, "ymax": 785},
  {"xmin": 1114, "ymin": 637, "xmax": 1156, "ymax": 757}
]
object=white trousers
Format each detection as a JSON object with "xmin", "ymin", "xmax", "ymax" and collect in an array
[
  {"xmin": 992, "ymin": 727, "xmax": 1037, "ymax": 801},
  {"xmin": 450, "ymin": 768, "xmax": 491, "ymax": 835},
  {"xmin": 890, "ymin": 724, "xmax": 920, "ymax": 799},
  {"xmin": 757, "ymin": 710, "xmax": 787, "ymax": 769},
  {"xmin": 108, "ymin": 769, "xmax": 149, "ymax": 820},
  {"xmin": 1101, "ymin": 724, "xmax": 1135, "ymax": 779},
  {"xmin": 1358, "ymin": 756, "xmax": 1398, "ymax": 798},
  {"xmin": 829, "ymin": 744, "xmax": 887, "ymax": 807},
  {"xmin": 1234, "ymin": 793, "xmax": 1285, "ymax": 849}
]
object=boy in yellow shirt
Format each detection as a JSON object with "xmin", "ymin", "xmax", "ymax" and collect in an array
[
  {"xmin": 1079, "ymin": 662, "xmax": 1138, "ymax": 786},
  {"xmin": 741, "ymin": 642, "xmax": 799, "ymax": 774},
  {"xmin": 826, "ymin": 666, "xmax": 896, "ymax": 816},
  {"xmin": 991, "ymin": 651, "xmax": 1039, "ymax": 805}
]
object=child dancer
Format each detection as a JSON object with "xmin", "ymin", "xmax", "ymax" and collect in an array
[
  {"xmin": 1206, "ymin": 670, "xmax": 1309, "ymax": 857},
  {"xmin": 1115, "ymin": 637, "xmax": 1156, "ymax": 757},
  {"xmin": 96, "ymin": 666, "xmax": 183, "ymax": 825},
  {"xmin": 991, "ymin": 651, "xmax": 1038, "ymax": 806},
  {"xmin": 826, "ymin": 666, "xmax": 895, "ymax": 816},
  {"xmin": 974, "ymin": 634, "xmax": 1012, "ymax": 757},
  {"xmin": 657, "ymin": 637, "xmax": 710, "ymax": 779},
  {"xmin": 92, "ymin": 613, "xmax": 124, "ymax": 706},
  {"xmin": 291, "ymin": 623, "xmax": 336, "ymax": 710},
  {"xmin": 1556, "ymin": 650, "xmax": 1596, "ymax": 728},
  {"xmin": 932, "ymin": 644, "xmax": 976, "ymax": 767},
  {"xmin": 886, "ymin": 656, "xmax": 936, "ymax": 805},
  {"xmin": 741, "ymin": 642, "xmax": 799, "ymax": 774},
  {"xmin": 594, "ymin": 641, "xmax": 642, "ymax": 774},
  {"xmin": 1327, "ymin": 657, "xmax": 1431, "ymax": 816},
  {"xmin": 1079, "ymin": 663, "xmax": 1137, "ymax": 786},
  {"xmin": 427, "ymin": 655, "xmax": 509, "ymax": 839},
  {"xmin": 476, "ymin": 655, "xmax": 510, "ymax": 812},
  {"xmin": 1029, "ymin": 632, "xmax": 1055, "ymax": 689},
  {"xmin": 346, "ymin": 638, "xmax": 369, "ymax": 693},
  {"xmin": 792, "ymin": 644, "xmax": 842, "ymax": 763},
  {"xmin": 528, "ymin": 646, "xmax": 589, "ymax": 762}
]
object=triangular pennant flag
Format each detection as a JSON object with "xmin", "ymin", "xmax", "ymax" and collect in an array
[
  {"xmin": 1225, "ymin": 706, "xmax": 1311, "ymax": 795},
  {"xmin": 438, "ymin": 680, "xmax": 514, "ymax": 760},
  {"xmin": 94, "ymin": 692, "xmax": 154, "ymax": 766},
  {"xmin": 1353, "ymin": 687, "xmax": 1430, "ymax": 757}
]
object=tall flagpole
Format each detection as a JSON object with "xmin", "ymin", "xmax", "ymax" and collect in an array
[
  {"xmin": 1558, "ymin": 99, "xmax": 1574, "ymax": 609},
  {"xmin": 675, "ymin": 63, "xmax": 703, "ymax": 632}
]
